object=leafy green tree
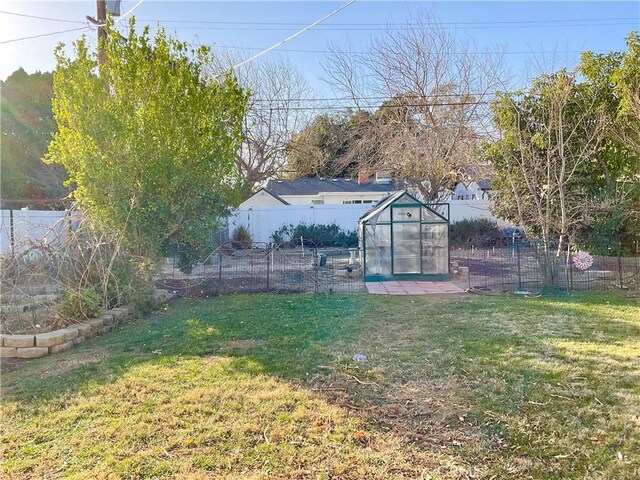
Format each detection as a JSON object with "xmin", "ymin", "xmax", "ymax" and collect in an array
[
  {"xmin": 45, "ymin": 20, "xmax": 248, "ymax": 269},
  {"xmin": 0, "ymin": 68, "xmax": 67, "ymax": 201},
  {"xmin": 580, "ymin": 34, "xmax": 640, "ymax": 248},
  {"xmin": 486, "ymin": 70, "xmax": 610, "ymax": 249},
  {"xmin": 286, "ymin": 110, "xmax": 373, "ymax": 178}
]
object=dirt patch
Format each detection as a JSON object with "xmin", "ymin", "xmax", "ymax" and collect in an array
[
  {"xmin": 312, "ymin": 371, "xmax": 497, "ymax": 450},
  {"xmin": 38, "ymin": 348, "xmax": 109, "ymax": 378},
  {"xmin": 225, "ymin": 339, "xmax": 265, "ymax": 350}
]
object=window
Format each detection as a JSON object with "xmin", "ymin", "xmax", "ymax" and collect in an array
[
  {"xmin": 312, "ymin": 200, "xmax": 324, "ymax": 205},
  {"xmin": 471, "ymin": 194, "xmax": 477, "ymax": 200},
  {"xmin": 465, "ymin": 195, "xmax": 470, "ymax": 200}
]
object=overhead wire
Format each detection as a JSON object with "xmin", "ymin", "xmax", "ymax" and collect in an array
[
  {"xmin": 132, "ymin": 16, "xmax": 635, "ymax": 26},
  {"xmin": 0, "ymin": 26, "xmax": 89, "ymax": 45},
  {"xmin": 215, "ymin": 45, "xmax": 607, "ymax": 56},
  {"xmin": 93, "ymin": 0, "xmax": 145, "ymax": 26},
  {"xmin": 223, "ymin": 0, "xmax": 357, "ymax": 74},
  {"xmin": 0, "ymin": 10, "xmax": 85, "ymax": 24}
]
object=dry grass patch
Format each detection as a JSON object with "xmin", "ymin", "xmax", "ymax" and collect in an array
[{"xmin": 1, "ymin": 292, "xmax": 639, "ymax": 479}]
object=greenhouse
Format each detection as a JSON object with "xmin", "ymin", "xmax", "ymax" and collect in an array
[{"xmin": 358, "ymin": 191, "xmax": 450, "ymax": 281}]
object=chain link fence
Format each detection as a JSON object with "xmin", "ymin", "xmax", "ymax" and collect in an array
[
  {"xmin": 452, "ymin": 242, "xmax": 640, "ymax": 294},
  {"xmin": 156, "ymin": 241, "xmax": 366, "ymax": 297}
]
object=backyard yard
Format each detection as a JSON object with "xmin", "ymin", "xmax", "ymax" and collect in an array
[{"xmin": 1, "ymin": 292, "xmax": 639, "ymax": 479}]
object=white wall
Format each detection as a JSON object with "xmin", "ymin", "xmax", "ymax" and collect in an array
[
  {"xmin": 280, "ymin": 192, "xmax": 390, "ymax": 205},
  {"xmin": 447, "ymin": 200, "xmax": 508, "ymax": 225},
  {"xmin": 0, "ymin": 210, "xmax": 75, "ymax": 255},
  {"xmin": 228, "ymin": 204, "xmax": 372, "ymax": 243},
  {"xmin": 239, "ymin": 190, "xmax": 288, "ymax": 208},
  {"xmin": 229, "ymin": 200, "xmax": 509, "ymax": 244}
]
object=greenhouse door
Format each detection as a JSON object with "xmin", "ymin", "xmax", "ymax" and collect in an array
[{"xmin": 392, "ymin": 223, "xmax": 421, "ymax": 274}]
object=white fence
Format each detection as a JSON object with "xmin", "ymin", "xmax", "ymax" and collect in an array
[
  {"xmin": 447, "ymin": 199, "xmax": 507, "ymax": 225},
  {"xmin": 228, "ymin": 204, "xmax": 372, "ymax": 243},
  {"xmin": 228, "ymin": 200, "xmax": 507, "ymax": 244},
  {"xmin": 0, "ymin": 209, "xmax": 75, "ymax": 255}
]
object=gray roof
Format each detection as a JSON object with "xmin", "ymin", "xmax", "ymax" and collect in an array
[
  {"xmin": 477, "ymin": 180, "xmax": 492, "ymax": 190},
  {"xmin": 266, "ymin": 178, "xmax": 395, "ymax": 196}
]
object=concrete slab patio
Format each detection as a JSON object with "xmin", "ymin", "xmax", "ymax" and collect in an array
[{"xmin": 365, "ymin": 280, "xmax": 466, "ymax": 295}]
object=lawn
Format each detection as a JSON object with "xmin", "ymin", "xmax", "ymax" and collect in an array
[{"xmin": 1, "ymin": 292, "xmax": 639, "ymax": 479}]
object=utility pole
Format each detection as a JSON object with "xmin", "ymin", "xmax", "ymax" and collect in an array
[
  {"xmin": 86, "ymin": 1, "xmax": 107, "ymax": 66},
  {"xmin": 96, "ymin": 0, "xmax": 107, "ymax": 66}
]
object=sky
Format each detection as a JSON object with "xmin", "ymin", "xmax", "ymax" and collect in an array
[{"xmin": 1, "ymin": 0, "xmax": 639, "ymax": 95}]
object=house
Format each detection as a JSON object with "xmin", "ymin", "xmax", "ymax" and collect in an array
[
  {"xmin": 230, "ymin": 176, "xmax": 506, "ymax": 244},
  {"xmin": 238, "ymin": 188, "xmax": 290, "ymax": 208},
  {"xmin": 240, "ymin": 173, "xmax": 395, "ymax": 207},
  {"xmin": 448, "ymin": 180, "xmax": 492, "ymax": 201}
]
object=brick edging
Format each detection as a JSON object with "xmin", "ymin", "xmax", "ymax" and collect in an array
[{"xmin": 0, "ymin": 305, "xmax": 136, "ymax": 359}]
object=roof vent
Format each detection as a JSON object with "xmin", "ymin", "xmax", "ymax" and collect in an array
[
  {"xmin": 345, "ymin": 178, "xmax": 351, "ymax": 182},
  {"xmin": 332, "ymin": 179, "xmax": 338, "ymax": 182}
]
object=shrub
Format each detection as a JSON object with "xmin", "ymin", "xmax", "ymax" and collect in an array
[
  {"xmin": 450, "ymin": 218, "xmax": 500, "ymax": 248},
  {"xmin": 271, "ymin": 223, "xmax": 358, "ymax": 248},
  {"xmin": 231, "ymin": 225, "xmax": 252, "ymax": 249},
  {"xmin": 57, "ymin": 288, "xmax": 102, "ymax": 321}
]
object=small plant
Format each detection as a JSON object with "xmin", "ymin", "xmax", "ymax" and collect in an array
[
  {"xmin": 231, "ymin": 225, "xmax": 252, "ymax": 249},
  {"xmin": 57, "ymin": 288, "xmax": 102, "ymax": 321}
]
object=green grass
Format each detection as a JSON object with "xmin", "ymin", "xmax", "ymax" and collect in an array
[{"xmin": 1, "ymin": 292, "xmax": 639, "ymax": 479}]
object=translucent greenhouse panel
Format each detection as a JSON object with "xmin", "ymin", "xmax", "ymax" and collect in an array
[
  {"xmin": 392, "ymin": 223, "xmax": 421, "ymax": 273},
  {"xmin": 392, "ymin": 206, "xmax": 421, "ymax": 222},
  {"xmin": 376, "ymin": 206, "xmax": 391, "ymax": 224},
  {"xmin": 364, "ymin": 224, "xmax": 392, "ymax": 276},
  {"xmin": 421, "ymin": 224, "xmax": 449, "ymax": 274},
  {"xmin": 421, "ymin": 206, "xmax": 445, "ymax": 223},
  {"xmin": 393, "ymin": 193, "xmax": 416, "ymax": 205}
]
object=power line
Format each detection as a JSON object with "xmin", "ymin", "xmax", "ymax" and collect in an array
[
  {"xmin": 135, "ymin": 16, "xmax": 635, "ymax": 27},
  {"xmin": 266, "ymin": 100, "xmax": 491, "ymax": 111},
  {"xmin": 0, "ymin": 10, "xmax": 85, "ymax": 24},
  {"xmin": 216, "ymin": 45, "xmax": 606, "ymax": 56},
  {"xmin": 129, "ymin": 20, "xmax": 638, "ymax": 32},
  {"xmin": 225, "ymin": 0, "xmax": 357, "ymax": 74},
  {"xmin": 94, "ymin": 0, "xmax": 145, "ymax": 27},
  {"xmin": 0, "ymin": 26, "xmax": 88, "ymax": 45},
  {"xmin": 252, "ymin": 93, "xmax": 490, "ymax": 103}
]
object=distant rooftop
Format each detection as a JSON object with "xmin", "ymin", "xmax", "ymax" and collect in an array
[{"xmin": 265, "ymin": 177, "xmax": 395, "ymax": 196}]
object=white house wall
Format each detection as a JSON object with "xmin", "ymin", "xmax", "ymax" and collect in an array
[
  {"xmin": 239, "ymin": 190, "xmax": 288, "ymax": 208},
  {"xmin": 279, "ymin": 192, "xmax": 390, "ymax": 205}
]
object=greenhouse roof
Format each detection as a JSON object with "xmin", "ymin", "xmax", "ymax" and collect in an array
[{"xmin": 359, "ymin": 190, "xmax": 448, "ymax": 225}]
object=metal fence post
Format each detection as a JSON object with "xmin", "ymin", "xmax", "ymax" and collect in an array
[
  {"xmin": 516, "ymin": 242, "xmax": 522, "ymax": 290},
  {"xmin": 617, "ymin": 241, "xmax": 624, "ymax": 288},
  {"xmin": 266, "ymin": 245, "xmax": 271, "ymax": 292},
  {"xmin": 9, "ymin": 208, "xmax": 15, "ymax": 256}
]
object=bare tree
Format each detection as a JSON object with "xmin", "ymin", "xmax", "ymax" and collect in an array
[
  {"xmin": 324, "ymin": 12, "xmax": 504, "ymax": 201},
  {"xmin": 208, "ymin": 55, "xmax": 313, "ymax": 187}
]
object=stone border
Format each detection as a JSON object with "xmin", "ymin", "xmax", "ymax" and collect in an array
[{"xmin": 0, "ymin": 305, "xmax": 137, "ymax": 359}]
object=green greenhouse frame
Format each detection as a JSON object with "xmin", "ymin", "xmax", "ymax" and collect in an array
[{"xmin": 358, "ymin": 191, "xmax": 450, "ymax": 282}]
